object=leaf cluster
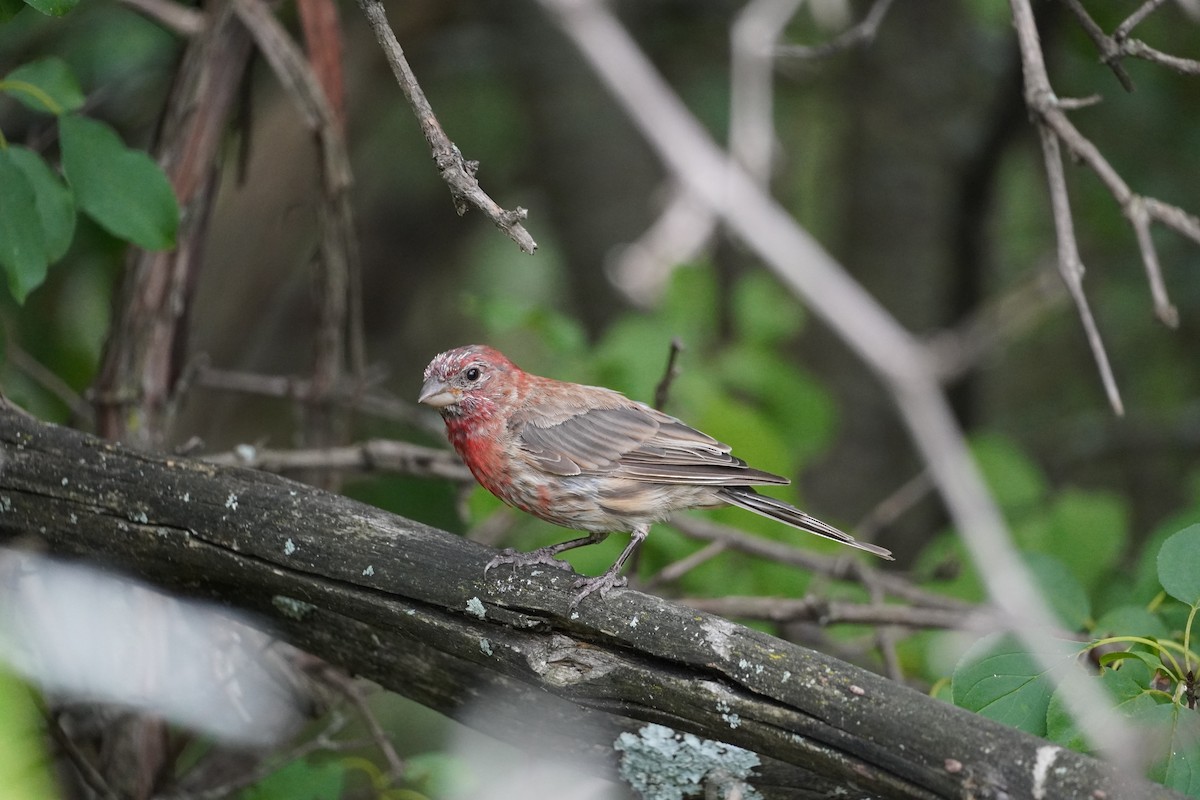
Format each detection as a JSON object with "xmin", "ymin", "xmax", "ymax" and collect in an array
[{"xmin": 0, "ymin": 57, "xmax": 177, "ymax": 302}]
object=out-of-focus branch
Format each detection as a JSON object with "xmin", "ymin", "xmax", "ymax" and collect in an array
[
  {"xmin": 201, "ymin": 439, "xmax": 472, "ymax": 483},
  {"xmin": 193, "ymin": 365, "xmax": 444, "ymax": 436},
  {"xmin": 117, "ymin": 0, "xmax": 206, "ymax": 36},
  {"xmin": 681, "ymin": 595, "xmax": 1004, "ymax": 631},
  {"xmin": 353, "ymin": 0, "xmax": 537, "ymax": 255},
  {"xmin": 537, "ymin": 0, "xmax": 1134, "ymax": 764},
  {"xmin": 775, "ymin": 0, "xmax": 895, "ymax": 61},
  {"xmin": 231, "ymin": 0, "xmax": 363, "ymax": 489}
]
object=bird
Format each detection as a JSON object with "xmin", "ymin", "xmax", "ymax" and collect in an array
[{"xmin": 419, "ymin": 344, "xmax": 892, "ymax": 606}]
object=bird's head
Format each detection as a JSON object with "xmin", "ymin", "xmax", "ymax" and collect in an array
[{"xmin": 419, "ymin": 345, "xmax": 520, "ymax": 417}]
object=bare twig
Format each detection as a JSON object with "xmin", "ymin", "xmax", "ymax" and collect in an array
[
  {"xmin": 201, "ymin": 439, "xmax": 472, "ymax": 482},
  {"xmin": 41, "ymin": 705, "xmax": 120, "ymax": 800},
  {"xmin": 353, "ymin": 0, "xmax": 537, "ymax": 255},
  {"xmin": 652, "ymin": 337, "xmax": 685, "ymax": 411},
  {"xmin": 304, "ymin": 665, "xmax": 406, "ymax": 781},
  {"xmin": 775, "ymin": 0, "xmax": 896, "ymax": 61},
  {"xmin": 1059, "ymin": 0, "xmax": 1135, "ymax": 90},
  {"xmin": 673, "ymin": 517, "xmax": 968, "ymax": 612},
  {"xmin": 1114, "ymin": 0, "xmax": 1170, "ymax": 40},
  {"xmin": 194, "ymin": 366, "xmax": 444, "ymax": 436},
  {"xmin": 1014, "ymin": 1, "xmax": 1199, "ymax": 339},
  {"xmin": 681, "ymin": 595, "xmax": 1003, "ymax": 631},
  {"xmin": 4, "ymin": 340, "xmax": 94, "ymax": 425},
  {"xmin": 160, "ymin": 714, "xmax": 356, "ymax": 800},
  {"xmin": 643, "ymin": 540, "xmax": 727, "ymax": 589},
  {"xmin": 852, "ymin": 470, "xmax": 934, "ymax": 543},
  {"xmin": 924, "ymin": 266, "xmax": 1067, "ymax": 384}
]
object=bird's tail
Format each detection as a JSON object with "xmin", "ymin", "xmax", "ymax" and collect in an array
[{"xmin": 717, "ymin": 487, "xmax": 893, "ymax": 560}]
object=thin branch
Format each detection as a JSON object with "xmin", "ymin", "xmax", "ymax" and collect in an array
[
  {"xmin": 304, "ymin": 664, "xmax": 406, "ymax": 782},
  {"xmin": 924, "ymin": 265, "xmax": 1067, "ymax": 384},
  {"xmin": 1059, "ymin": 0, "xmax": 1135, "ymax": 90},
  {"xmin": 41, "ymin": 705, "xmax": 121, "ymax": 800},
  {"xmin": 201, "ymin": 439, "xmax": 472, "ymax": 482},
  {"xmin": 4, "ymin": 340, "xmax": 94, "ymax": 426},
  {"xmin": 681, "ymin": 595, "xmax": 1004, "ymax": 631},
  {"xmin": 1117, "ymin": 37, "xmax": 1200, "ymax": 76},
  {"xmin": 643, "ymin": 540, "xmax": 727, "ymax": 589},
  {"xmin": 775, "ymin": 0, "xmax": 896, "ymax": 61},
  {"xmin": 353, "ymin": 0, "xmax": 537, "ymax": 255},
  {"xmin": 1114, "ymin": 0, "xmax": 1170, "ymax": 39},
  {"xmin": 673, "ymin": 517, "xmax": 968, "ymax": 612},
  {"xmin": 194, "ymin": 366, "xmax": 444, "ymax": 436},
  {"xmin": 1014, "ymin": 1, "xmax": 1199, "ymax": 341},
  {"xmin": 1039, "ymin": 120, "xmax": 1125, "ymax": 414},
  {"xmin": 161, "ymin": 714, "xmax": 354, "ymax": 800},
  {"xmin": 852, "ymin": 470, "xmax": 934, "ymax": 544},
  {"xmin": 117, "ymin": 0, "xmax": 206, "ymax": 37},
  {"xmin": 652, "ymin": 337, "xmax": 685, "ymax": 411}
]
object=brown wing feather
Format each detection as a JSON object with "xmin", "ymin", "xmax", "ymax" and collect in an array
[{"xmin": 515, "ymin": 401, "xmax": 789, "ymax": 486}]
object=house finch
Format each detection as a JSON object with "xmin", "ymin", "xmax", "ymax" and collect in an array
[{"xmin": 419, "ymin": 344, "xmax": 892, "ymax": 605}]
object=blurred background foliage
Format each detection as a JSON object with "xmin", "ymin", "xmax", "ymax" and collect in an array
[{"xmin": 2, "ymin": 0, "xmax": 1200, "ymax": 796}]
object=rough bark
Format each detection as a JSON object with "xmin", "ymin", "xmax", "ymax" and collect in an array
[{"xmin": 0, "ymin": 408, "xmax": 1177, "ymax": 799}]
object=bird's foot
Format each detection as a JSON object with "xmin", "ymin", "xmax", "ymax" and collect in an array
[
  {"xmin": 484, "ymin": 547, "xmax": 574, "ymax": 576},
  {"xmin": 569, "ymin": 571, "xmax": 628, "ymax": 610}
]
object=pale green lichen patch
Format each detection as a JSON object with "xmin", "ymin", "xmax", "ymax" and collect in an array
[
  {"xmin": 615, "ymin": 723, "xmax": 761, "ymax": 800},
  {"xmin": 272, "ymin": 595, "xmax": 316, "ymax": 620},
  {"xmin": 465, "ymin": 597, "xmax": 486, "ymax": 619}
]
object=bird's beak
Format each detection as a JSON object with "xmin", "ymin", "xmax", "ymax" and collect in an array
[{"xmin": 418, "ymin": 378, "xmax": 457, "ymax": 408}]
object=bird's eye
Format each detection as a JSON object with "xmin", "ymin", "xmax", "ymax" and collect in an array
[{"xmin": 464, "ymin": 367, "xmax": 481, "ymax": 382}]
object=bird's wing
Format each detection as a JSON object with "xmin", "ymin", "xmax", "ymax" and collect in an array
[{"xmin": 514, "ymin": 402, "xmax": 788, "ymax": 486}]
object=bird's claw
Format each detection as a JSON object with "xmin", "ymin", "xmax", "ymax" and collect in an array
[
  {"xmin": 484, "ymin": 547, "xmax": 574, "ymax": 576},
  {"xmin": 568, "ymin": 572, "xmax": 628, "ymax": 610}
]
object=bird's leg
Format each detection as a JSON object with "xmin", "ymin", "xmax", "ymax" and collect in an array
[
  {"xmin": 570, "ymin": 524, "xmax": 649, "ymax": 609},
  {"xmin": 484, "ymin": 531, "xmax": 611, "ymax": 574}
]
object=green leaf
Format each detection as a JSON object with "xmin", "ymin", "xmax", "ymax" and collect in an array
[
  {"xmin": 6, "ymin": 146, "xmax": 75, "ymax": 261},
  {"xmin": 1157, "ymin": 524, "xmax": 1200, "ymax": 605},
  {"xmin": 952, "ymin": 634, "xmax": 1077, "ymax": 736},
  {"xmin": 0, "ymin": 0, "xmax": 25, "ymax": 23},
  {"xmin": 1092, "ymin": 605, "xmax": 1168, "ymax": 640},
  {"xmin": 238, "ymin": 758, "xmax": 345, "ymax": 800},
  {"xmin": 1045, "ymin": 664, "xmax": 1158, "ymax": 751},
  {"xmin": 970, "ymin": 434, "xmax": 1046, "ymax": 514},
  {"xmin": 0, "ymin": 667, "xmax": 59, "ymax": 800},
  {"xmin": 0, "ymin": 58, "xmax": 84, "ymax": 114},
  {"xmin": 1145, "ymin": 702, "xmax": 1200, "ymax": 794},
  {"xmin": 58, "ymin": 114, "xmax": 178, "ymax": 250},
  {"xmin": 732, "ymin": 271, "xmax": 804, "ymax": 345},
  {"xmin": 0, "ymin": 150, "xmax": 49, "ymax": 303},
  {"xmin": 19, "ymin": 0, "xmax": 77, "ymax": 15},
  {"xmin": 1040, "ymin": 490, "xmax": 1127, "ymax": 591},
  {"xmin": 1025, "ymin": 553, "xmax": 1090, "ymax": 630}
]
